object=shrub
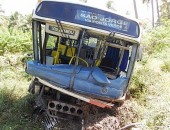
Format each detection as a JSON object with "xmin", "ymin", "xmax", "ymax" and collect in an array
[
  {"xmin": 0, "ymin": 12, "xmax": 32, "ymax": 55},
  {"xmin": 161, "ymin": 61, "xmax": 170, "ymax": 72},
  {"xmin": 0, "ymin": 27, "xmax": 32, "ymax": 55},
  {"xmin": 142, "ymin": 21, "xmax": 170, "ymax": 56}
]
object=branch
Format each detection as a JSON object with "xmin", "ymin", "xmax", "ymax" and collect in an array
[{"xmin": 120, "ymin": 122, "xmax": 144, "ymax": 130}]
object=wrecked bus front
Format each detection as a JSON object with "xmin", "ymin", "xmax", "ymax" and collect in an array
[{"xmin": 26, "ymin": 0, "xmax": 142, "ymax": 129}]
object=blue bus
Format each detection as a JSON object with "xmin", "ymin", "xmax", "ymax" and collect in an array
[{"xmin": 26, "ymin": 0, "xmax": 142, "ymax": 129}]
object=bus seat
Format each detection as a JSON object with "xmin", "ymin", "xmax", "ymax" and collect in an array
[
  {"xmin": 51, "ymin": 44, "xmax": 66, "ymax": 64},
  {"xmin": 51, "ymin": 50, "xmax": 60, "ymax": 64},
  {"xmin": 58, "ymin": 44, "xmax": 67, "ymax": 55},
  {"xmin": 66, "ymin": 47, "xmax": 76, "ymax": 57},
  {"xmin": 52, "ymin": 43, "xmax": 76, "ymax": 64}
]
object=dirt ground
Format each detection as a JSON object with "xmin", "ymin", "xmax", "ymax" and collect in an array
[
  {"xmin": 52, "ymin": 99, "xmax": 141, "ymax": 130},
  {"xmin": 83, "ymin": 100, "xmax": 140, "ymax": 130}
]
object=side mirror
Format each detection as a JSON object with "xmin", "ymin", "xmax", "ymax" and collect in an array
[{"xmin": 136, "ymin": 46, "xmax": 142, "ymax": 61}]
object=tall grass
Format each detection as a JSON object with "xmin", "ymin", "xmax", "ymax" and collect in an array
[
  {"xmin": 0, "ymin": 56, "xmax": 41, "ymax": 129},
  {"xmin": 129, "ymin": 21, "xmax": 170, "ymax": 129}
]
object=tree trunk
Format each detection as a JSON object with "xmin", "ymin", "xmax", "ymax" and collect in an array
[
  {"xmin": 133, "ymin": 0, "xmax": 138, "ymax": 18},
  {"xmin": 155, "ymin": 0, "xmax": 160, "ymax": 25},
  {"xmin": 167, "ymin": 1, "xmax": 170, "ymax": 19},
  {"xmin": 151, "ymin": 0, "xmax": 154, "ymax": 27}
]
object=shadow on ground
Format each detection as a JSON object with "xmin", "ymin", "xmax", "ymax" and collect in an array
[{"xmin": 0, "ymin": 89, "xmax": 42, "ymax": 130}]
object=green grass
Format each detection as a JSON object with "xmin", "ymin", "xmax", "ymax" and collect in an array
[
  {"xmin": 128, "ymin": 24, "xmax": 170, "ymax": 129},
  {"xmin": 0, "ymin": 55, "xmax": 41, "ymax": 130},
  {"xmin": 129, "ymin": 58, "xmax": 170, "ymax": 129},
  {"xmin": 161, "ymin": 61, "xmax": 170, "ymax": 72}
]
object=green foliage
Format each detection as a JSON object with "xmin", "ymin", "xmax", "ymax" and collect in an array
[
  {"xmin": 106, "ymin": 0, "xmax": 116, "ymax": 11},
  {"xmin": 160, "ymin": 0, "xmax": 170, "ymax": 21},
  {"xmin": 129, "ymin": 66, "xmax": 149, "ymax": 103},
  {"xmin": 129, "ymin": 19, "xmax": 170, "ymax": 129},
  {"xmin": 46, "ymin": 35, "xmax": 57, "ymax": 48},
  {"xmin": 146, "ymin": 112, "xmax": 166, "ymax": 128},
  {"xmin": 142, "ymin": 21, "xmax": 170, "ymax": 55},
  {"xmin": 161, "ymin": 61, "xmax": 170, "ymax": 72},
  {"xmin": 8, "ymin": 12, "xmax": 32, "ymax": 30},
  {"xmin": 0, "ymin": 11, "xmax": 32, "ymax": 55},
  {"xmin": 139, "ymin": 20, "xmax": 170, "ymax": 105},
  {"xmin": 0, "ymin": 26, "xmax": 32, "ymax": 55}
]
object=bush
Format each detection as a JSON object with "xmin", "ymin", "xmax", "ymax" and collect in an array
[
  {"xmin": 0, "ymin": 27, "xmax": 32, "ymax": 55},
  {"xmin": 142, "ymin": 21, "xmax": 170, "ymax": 55},
  {"xmin": 161, "ymin": 61, "xmax": 170, "ymax": 72},
  {"xmin": 129, "ymin": 66, "xmax": 149, "ymax": 103},
  {"xmin": 0, "ymin": 12, "xmax": 32, "ymax": 55}
]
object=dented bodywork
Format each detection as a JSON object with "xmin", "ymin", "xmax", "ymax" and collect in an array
[{"xmin": 26, "ymin": 0, "xmax": 142, "ymax": 129}]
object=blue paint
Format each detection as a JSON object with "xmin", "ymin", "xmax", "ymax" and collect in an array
[
  {"xmin": 26, "ymin": 61, "xmax": 128, "ymax": 99},
  {"xmin": 35, "ymin": 1, "xmax": 140, "ymax": 38}
]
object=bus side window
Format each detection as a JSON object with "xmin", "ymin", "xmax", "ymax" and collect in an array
[
  {"xmin": 45, "ymin": 35, "xmax": 58, "ymax": 65},
  {"xmin": 99, "ymin": 46, "xmax": 119, "ymax": 73}
]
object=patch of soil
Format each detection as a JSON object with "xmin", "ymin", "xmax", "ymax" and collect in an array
[
  {"xmin": 85, "ymin": 113, "xmax": 119, "ymax": 130},
  {"xmin": 83, "ymin": 99, "xmax": 140, "ymax": 130}
]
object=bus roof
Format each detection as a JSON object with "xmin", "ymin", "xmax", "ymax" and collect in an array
[{"xmin": 33, "ymin": 0, "xmax": 141, "ymax": 43}]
